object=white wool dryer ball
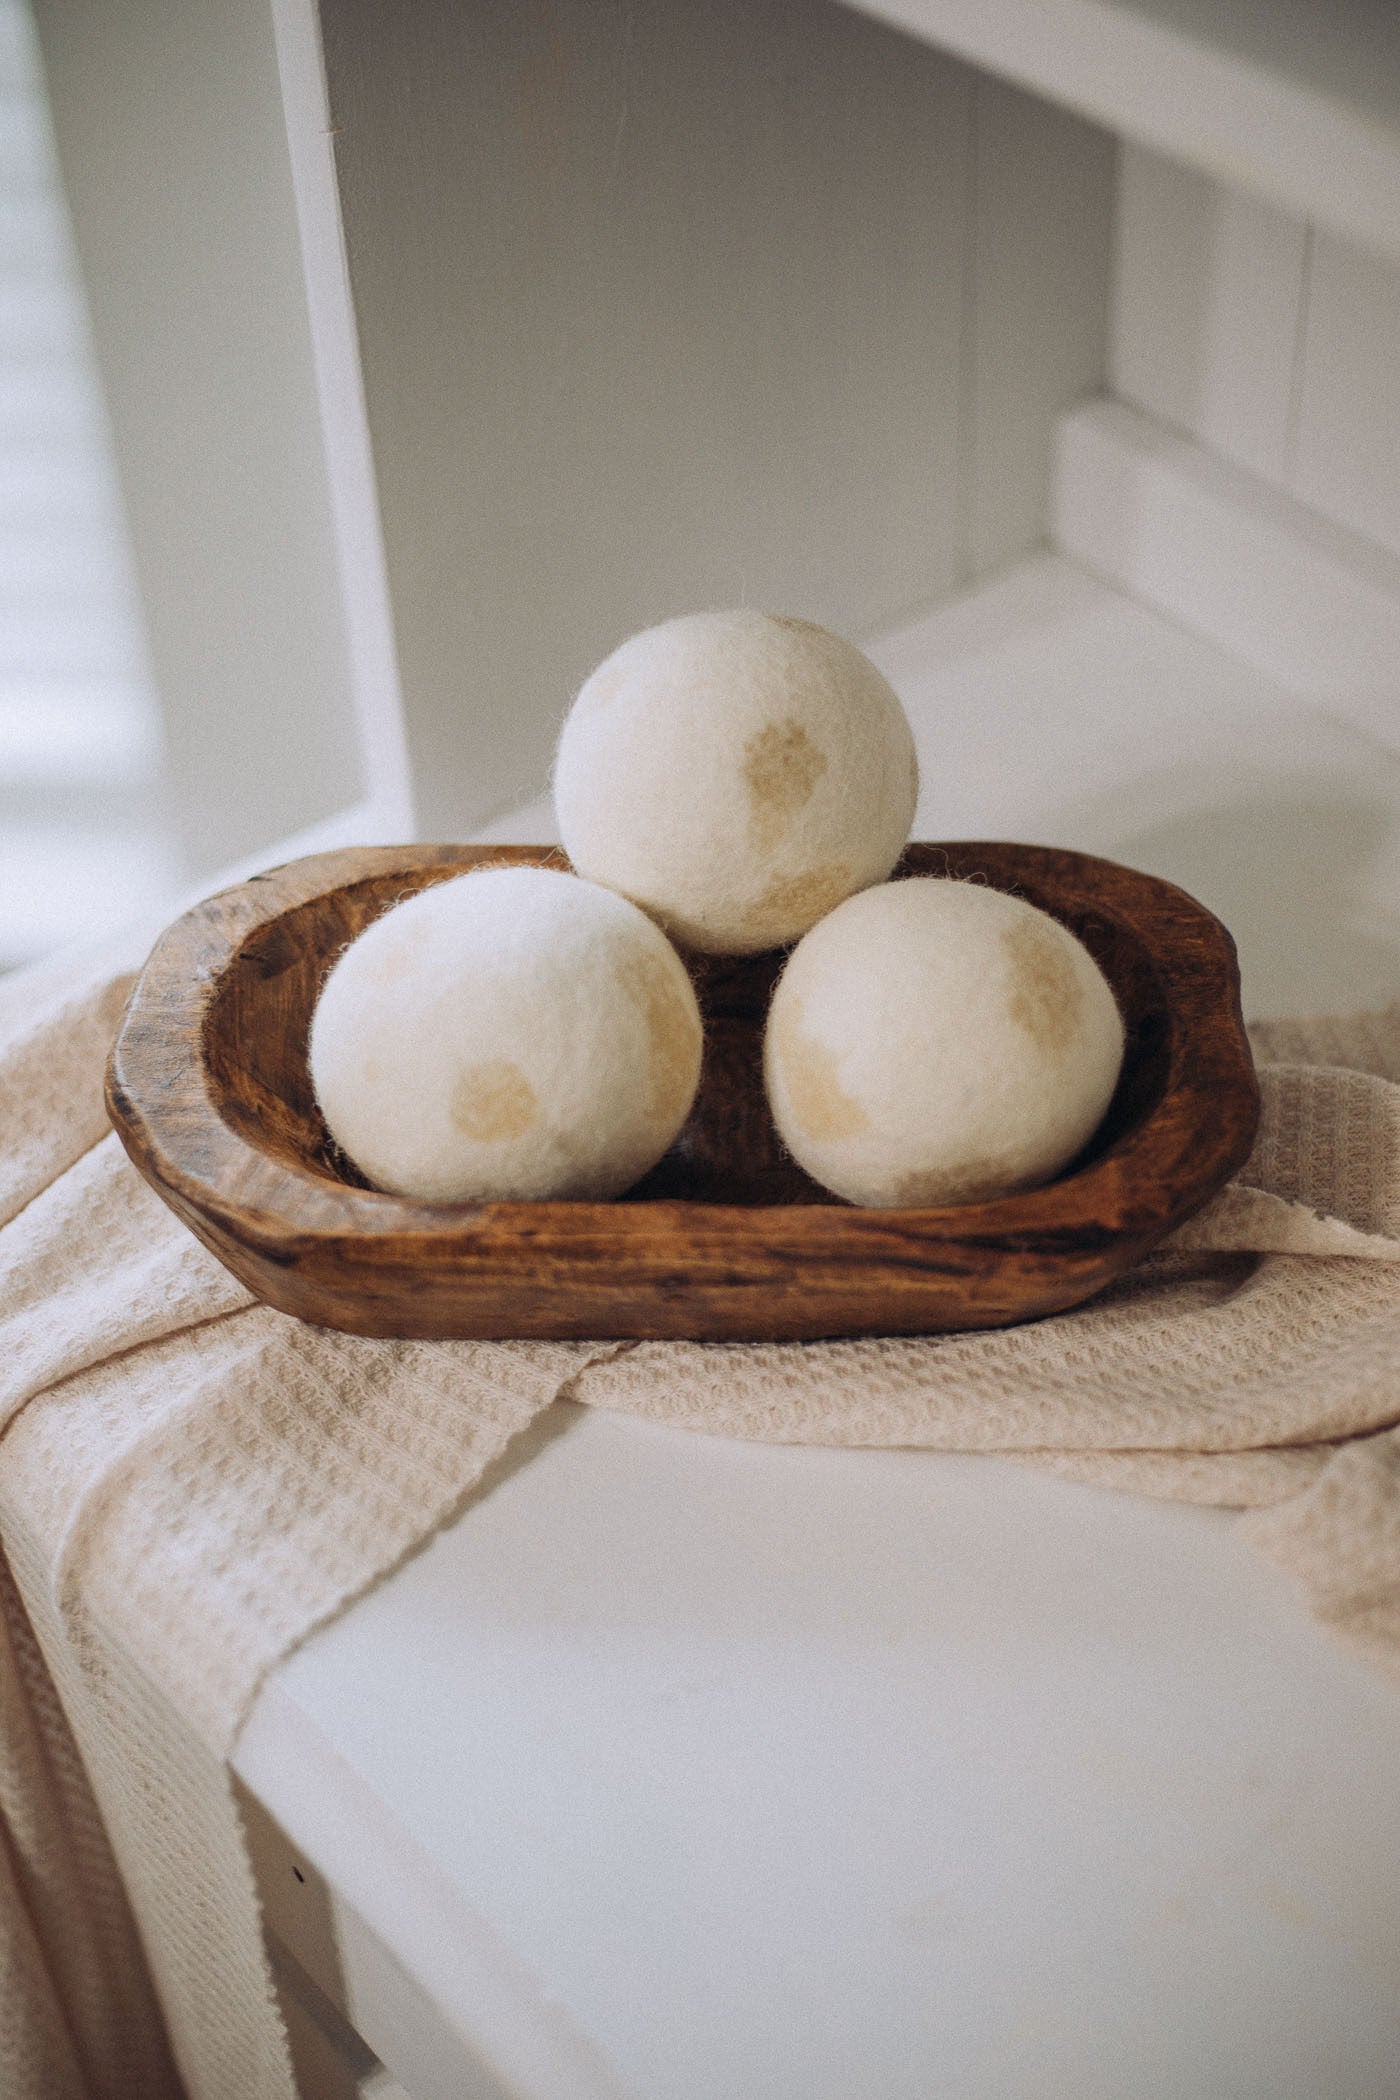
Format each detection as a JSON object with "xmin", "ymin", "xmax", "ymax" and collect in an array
[
  {"xmin": 764, "ymin": 877, "xmax": 1125, "ymax": 1208},
  {"xmin": 309, "ymin": 865, "xmax": 703, "ymax": 1202},
  {"xmin": 553, "ymin": 609, "xmax": 919, "ymax": 955}
]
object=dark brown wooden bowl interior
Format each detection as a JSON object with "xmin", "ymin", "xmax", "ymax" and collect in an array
[{"xmin": 106, "ymin": 842, "xmax": 1259, "ymax": 1341}]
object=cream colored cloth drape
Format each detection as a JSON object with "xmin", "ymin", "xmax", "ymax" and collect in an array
[{"xmin": 1, "ymin": 949, "xmax": 1399, "ymax": 2098}]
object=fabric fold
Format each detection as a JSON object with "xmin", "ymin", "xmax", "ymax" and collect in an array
[{"xmin": 1, "ymin": 964, "xmax": 1398, "ymax": 2098}]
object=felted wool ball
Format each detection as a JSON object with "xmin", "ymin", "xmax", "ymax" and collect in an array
[
  {"xmin": 764, "ymin": 877, "xmax": 1125, "ymax": 1208},
  {"xmin": 309, "ymin": 865, "xmax": 703, "ymax": 1202},
  {"xmin": 553, "ymin": 609, "xmax": 919, "ymax": 955}
]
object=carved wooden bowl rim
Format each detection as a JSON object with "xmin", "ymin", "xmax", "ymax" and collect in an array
[{"xmin": 104, "ymin": 842, "xmax": 1260, "ymax": 1341}]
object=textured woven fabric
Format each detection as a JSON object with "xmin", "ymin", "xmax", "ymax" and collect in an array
[
  {"xmin": 0, "ymin": 949, "xmax": 604, "ymax": 2097},
  {"xmin": 1, "ymin": 955, "xmax": 1399, "ymax": 2096}
]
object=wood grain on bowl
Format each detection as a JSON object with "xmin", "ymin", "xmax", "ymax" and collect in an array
[{"xmin": 104, "ymin": 843, "xmax": 1259, "ymax": 1341}]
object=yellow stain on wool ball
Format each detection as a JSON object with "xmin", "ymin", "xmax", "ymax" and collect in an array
[
  {"xmin": 742, "ymin": 860, "xmax": 853, "ymax": 950},
  {"xmin": 554, "ymin": 610, "xmax": 919, "ymax": 955},
  {"xmin": 1003, "ymin": 910, "xmax": 1085, "ymax": 1054},
  {"xmin": 764, "ymin": 877, "xmax": 1125, "ymax": 1209},
  {"xmin": 770, "ymin": 995, "xmax": 869, "ymax": 1144},
  {"xmin": 309, "ymin": 865, "xmax": 703, "ymax": 1203},
  {"xmin": 741, "ymin": 716, "xmax": 829, "ymax": 854},
  {"xmin": 451, "ymin": 1060, "xmax": 539, "ymax": 1142}
]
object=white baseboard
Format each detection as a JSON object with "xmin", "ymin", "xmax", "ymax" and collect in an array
[{"xmin": 1053, "ymin": 396, "xmax": 1400, "ymax": 756}]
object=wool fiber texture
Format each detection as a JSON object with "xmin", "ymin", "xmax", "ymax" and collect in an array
[
  {"xmin": 310, "ymin": 864, "xmax": 702, "ymax": 1201},
  {"xmin": 553, "ymin": 609, "xmax": 919, "ymax": 954},
  {"xmin": 765, "ymin": 877, "xmax": 1124, "ymax": 1206},
  {"xmin": 4, "ymin": 942, "xmax": 1400, "ymax": 2096}
]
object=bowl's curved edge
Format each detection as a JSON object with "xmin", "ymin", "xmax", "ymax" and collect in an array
[
  {"xmin": 104, "ymin": 842, "xmax": 499, "ymax": 1233},
  {"xmin": 105, "ymin": 842, "xmax": 1261, "ymax": 1341}
]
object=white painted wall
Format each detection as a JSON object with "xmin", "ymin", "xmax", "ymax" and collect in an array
[
  {"xmin": 28, "ymin": 8, "xmax": 1400, "ymax": 866},
  {"xmin": 0, "ymin": 0, "xmax": 181, "ymax": 966},
  {"xmin": 31, "ymin": 0, "xmax": 391, "ymax": 878},
  {"xmin": 316, "ymin": 0, "xmax": 1112, "ymax": 836},
  {"xmin": 1291, "ymin": 234, "xmax": 1400, "ymax": 569},
  {"xmin": 35, "ymin": 0, "xmax": 1112, "ymax": 852},
  {"xmin": 964, "ymin": 73, "xmax": 1114, "ymax": 580},
  {"xmin": 836, "ymin": 0, "xmax": 1400, "ymax": 269},
  {"xmin": 1111, "ymin": 142, "xmax": 1400, "ymax": 575}
]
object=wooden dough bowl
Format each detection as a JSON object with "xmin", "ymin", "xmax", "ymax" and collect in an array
[{"xmin": 106, "ymin": 842, "xmax": 1259, "ymax": 1342}]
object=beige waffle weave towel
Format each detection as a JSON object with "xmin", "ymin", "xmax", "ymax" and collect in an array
[{"xmin": 2, "ymin": 947, "xmax": 1399, "ymax": 2098}]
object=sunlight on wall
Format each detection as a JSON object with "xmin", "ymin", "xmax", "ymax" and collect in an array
[{"xmin": 0, "ymin": 0, "xmax": 179, "ymax": 968}]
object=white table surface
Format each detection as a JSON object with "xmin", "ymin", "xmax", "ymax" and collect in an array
[
  {"xmin": 240, "ymin": 1409, "xmax": 1400, "ymax": 2100},
  {"xmin": 235, "ymin": 554, "xmax": 1400, "ymax": 2100}
]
